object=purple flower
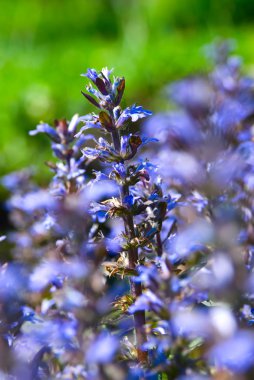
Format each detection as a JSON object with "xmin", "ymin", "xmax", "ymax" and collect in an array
[
  {"xmin": 112, "ymin": 163, "xmax": 126, "ymax": 179},
  {"xmin": 123, "ymin": 194, "xmax": 135, "ymax": 208},
  {"xmin": 211, "ymin": 98, "xmax": 254, "ymax": 133},
  {"xmin": 29, "ymin": 123, "xmax": 61, "ymax": 142},
  {"xmin": 81, "ymin": 68, "xmax": 114, "ymax": 99},
  {"xmin": 86, "ymin": 332, "xmax": 119, "ymax": 364},
  {"xmin": 168, "ymin": 77, "xmax": 213, "ymax": 115},
  {"xmin": 1, "ymin": 169, "xmax": 33, "ymax": 192},
  {"xmin": 101, "ymin": 67, "xmax": 113, "ymax": 82},
  {"xmin": 30, "ymin": 114, "xmax": 83, "ymax": 144},
  {"xmin": 128, "ymin": 290, "xmax": 163, "ymax": 314},
  {"xmin": 82, "ymin": 68, "xmax": 99, "ymax": 82},
  {"xmin": 116, "ymin": 105, "xmax": 152, "ymax": 128},
  {"xmin": 85, "ymin": 179, "xmax": 118, "ymax": 201},
  {"xmin": 133, "ymin": 265, "xmax": 159, "ymax": 287},
  {"xmin": 8, "ymin": 190, "xmax": 56, "ymax": 213},
  {"xmin": 209, "ymin": 331, "xmax": 254, "ymax": 373},
  {"xmin": 29, "ymin": 260, "xmax": 87, "ymax": 292},
  {"xmin": 0, "ymin": 263, "xmax": 28, "ymax": 298},
  {"xmin": 144, "ymin": 111, "xmax": 200, "ymax": 148},
  {"xmin": 172, "ymin": 309, "xmax": 212, "ymax": 339},
  {"xmin": 167, "ymin": 219, "xmax": 214, "ymax": 259},
  {"xmin": 20, "ymin": 317, "xmax": 78, "ymax": 351}
]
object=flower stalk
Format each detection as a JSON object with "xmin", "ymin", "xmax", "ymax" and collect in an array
[
  {"xmin": 79, "ymin": 67, "xmax": 152, "ymax": 367},
  {"xmin": 110, "ymin": 126, "xmax": 148, "ymax": 364}
]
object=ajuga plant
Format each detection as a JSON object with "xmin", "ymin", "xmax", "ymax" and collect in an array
[
  {"xmin": 78, "ymin": 68, "xmax": 164, "ymax": 365},
  {"xmin": 3, "ymin": 40, "xmax": 254, "ymax": 380},
  {"xmin": 0, "ymin": 65, "xmax": 174, "ymax": 380}
]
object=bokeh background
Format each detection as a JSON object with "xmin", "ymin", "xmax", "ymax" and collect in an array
[{"xmin": 1, "ymin": 0, "xmax": 254, "ymax": 179}]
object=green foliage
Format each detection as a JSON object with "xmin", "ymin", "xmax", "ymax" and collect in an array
[{"xmin": 1, "ymin": 0, "xmax": 254, "ymax": 177}]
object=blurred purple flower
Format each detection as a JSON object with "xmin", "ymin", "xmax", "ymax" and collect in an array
[
  {"xmin": 86, "ymin": 332, "xmax": 119, "ymax": 364},
  {"xmin": 168, "ymin": 77, "xmax": 213, "ymax": 115},
  {"xmin": 8, "ymin": 190, "xmax": 56, "ymax": 213},
  {"xmin": 209, "ymin": 331, "xmax": 254, "ymax": 373}
]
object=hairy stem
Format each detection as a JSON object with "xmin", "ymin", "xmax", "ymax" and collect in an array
[
  {"xmin": 111, "ymin": 129, "xmax": 148, "ymax": 364},
  {"xmin": 156, "ymin": 232, "xmax": 163, "ymax": 257}
]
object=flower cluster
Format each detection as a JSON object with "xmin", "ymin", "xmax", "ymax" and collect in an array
[
  {"xmin": 2, "ymin": 41, "xmax": 254, "ymax": 379},
  {"xmin": 142, "ymin": 40, "xmax": 254, "ymax": 378}
]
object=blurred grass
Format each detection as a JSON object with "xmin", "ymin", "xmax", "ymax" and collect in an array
[{"xmin": 1, "ymin": 0, "xmax": 254, "ymax": 180}]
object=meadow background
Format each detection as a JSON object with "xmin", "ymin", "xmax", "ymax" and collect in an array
[{"xmin": 1, "ymin": 0, "xmax": 254, "ymax": 179}]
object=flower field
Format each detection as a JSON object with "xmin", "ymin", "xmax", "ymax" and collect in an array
[{"xmin": 1, "ymin": 40, "xmax": 254, "ymax": 379}]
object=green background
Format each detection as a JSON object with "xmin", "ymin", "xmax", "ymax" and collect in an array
[{"xmin": 1, "ymin": 0, "xmax": 254, "ymax": 178}]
